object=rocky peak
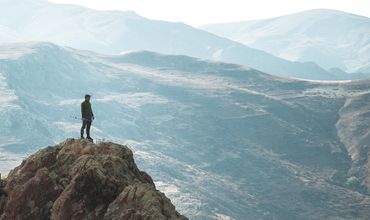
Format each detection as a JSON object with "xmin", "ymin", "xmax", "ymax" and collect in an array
[{"xmin": 0, "ymin": 139, "xmax": 187, "ymax": 220}]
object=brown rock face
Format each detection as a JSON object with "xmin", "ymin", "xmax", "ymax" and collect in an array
[{"xmin": 0, "ymin": 139, "xmax": 187, "ymax": 220}]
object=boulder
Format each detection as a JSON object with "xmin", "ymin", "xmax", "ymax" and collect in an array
[{"xmin": 0, "ymin": 139, "xmax": 187, "ymax": 220}]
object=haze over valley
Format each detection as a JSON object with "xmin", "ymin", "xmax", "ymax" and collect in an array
[{"xmin": 1, "ymin": 1, "xmax": 370, "ymax": 219}]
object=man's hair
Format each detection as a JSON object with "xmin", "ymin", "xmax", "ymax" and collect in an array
[{"xmin": 85, "ymin": 94, "xmax": 91, "ymax": 99}]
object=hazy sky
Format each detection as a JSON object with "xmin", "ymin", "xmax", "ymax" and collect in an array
[{"xmin": 49, "ymin": 0, "xmax": 370, "ymax": 26}]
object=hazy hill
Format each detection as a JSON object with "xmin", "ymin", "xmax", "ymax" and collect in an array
[
  {"xmin": 1, "ymin": 42, "xmax": 370, "ymax": 219},
  {"xmin": 0, "ymin": 0, "xmax": 349, "ymax": 80},
  {"xmin": 202, "ymin": 9, "xmax": 370, "ymax": 75}
]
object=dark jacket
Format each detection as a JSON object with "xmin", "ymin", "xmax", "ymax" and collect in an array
[{"xmin": 81, "ymin": 100, "xmax": 94, "ymax": 120}]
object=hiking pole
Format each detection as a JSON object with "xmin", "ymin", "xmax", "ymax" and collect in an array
[
  {"xmin": 69, "ymin": 116, "xmax": 82, "ymax": 120},
  {"xmin": 69, "ymin": 116, "xmax": 95, "ymax": 121}
]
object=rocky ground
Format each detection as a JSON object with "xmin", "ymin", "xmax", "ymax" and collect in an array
[{"xmin": 0, "ymin": 139, "xmax": 187, "ymax": 220}]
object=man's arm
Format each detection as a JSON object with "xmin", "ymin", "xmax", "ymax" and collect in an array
[
  {"xmin": 89, "ymin": 103, "xmax": 94, "ymax": 120},
  {"xmin": 81, "ymin": 102, "xmax": 87, "ymax": 119}
]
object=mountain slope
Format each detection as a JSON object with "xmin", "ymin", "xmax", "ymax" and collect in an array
[
  {"xmin": 336, "ymin": 85, "xmax": 370, "ymax": 191},
  {"xmin": 0, "ymin": 139, "xmax": 187, "ymax": 220},
  {"xmin": 1, "ymin": 42, "xmax": 370, "ymax": 219},
  {"xmin": 201, "ymin": 9, "xmax": 370, "ymax": 74},
  {"xmin": 0, "ymin": 0, "xmax": 347, "ymax": 80}
]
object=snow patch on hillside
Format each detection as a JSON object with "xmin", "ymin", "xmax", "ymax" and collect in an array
[
  {"xmin": 214, "ymin": 213, "xmax": 235, "ymax": 220},
  {"xmin": 97, "ymin": 92, "xmax": 169, "ymax": 110},
  {"xmin": 0, "ymin": 72, "xmax": 19, "ymax": 112},
  {"xmin": 58, "ymin": 99, "xmax": 81, "ymax": 106},
  {"xmin": 0, "ymin": 43, "xmax": 38, "ymax": 59}
]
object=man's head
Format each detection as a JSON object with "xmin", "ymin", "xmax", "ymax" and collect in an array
[{"xmin": 85, "ymin": 94, "xmax": 91, "ymax": 101}]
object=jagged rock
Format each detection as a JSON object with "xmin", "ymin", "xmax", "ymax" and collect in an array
[
  {"xmin": 0, "ymin": 139, "xmax": 187, "ymax": 220},
  {"xmin": 104, "ymin": 182, "xmax": 186, "ymax": 220},
  {"xmin": 0, "ymin": 176, "xmax": 6, "ymax": 216}
]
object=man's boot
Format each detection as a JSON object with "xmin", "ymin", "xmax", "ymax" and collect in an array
[{"xmin": 87, "ymin": 136, "xmax": 93, "ymax": 142}]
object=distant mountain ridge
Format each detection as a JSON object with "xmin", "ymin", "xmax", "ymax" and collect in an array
[
  {"xmin": 201, "ymin": 9, "xmax": 370, "ymax": 75},
  {"xmin": 0, "ymin": 1, "xmax": 355, "ymax": 80}
]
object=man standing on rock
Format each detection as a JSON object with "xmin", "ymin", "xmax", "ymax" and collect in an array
[{"xmin": 81, "ymin": 94, "xmax": 94, "ymax": 141}]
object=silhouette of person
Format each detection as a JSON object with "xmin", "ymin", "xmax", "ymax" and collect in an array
[{"xmin": 80, "ymin": 94, "xmax": 94, "ymax": 141}]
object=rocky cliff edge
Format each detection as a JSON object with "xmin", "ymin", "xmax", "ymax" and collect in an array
[{"xmin": 0, "ymin": 138, "xmax": 187, "ymax": 220}]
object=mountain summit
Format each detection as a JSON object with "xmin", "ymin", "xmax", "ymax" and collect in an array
[
  {"xmin": 0, "ymin": 1, "xmax": 346, "ymax": 80},
  {"xmin": 0, "ymin": 139, "xmax": 187, "ymax": 220},
  {"xmin": 201, "ymin": 9, "xmax": 370, "ymax": 74}
]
